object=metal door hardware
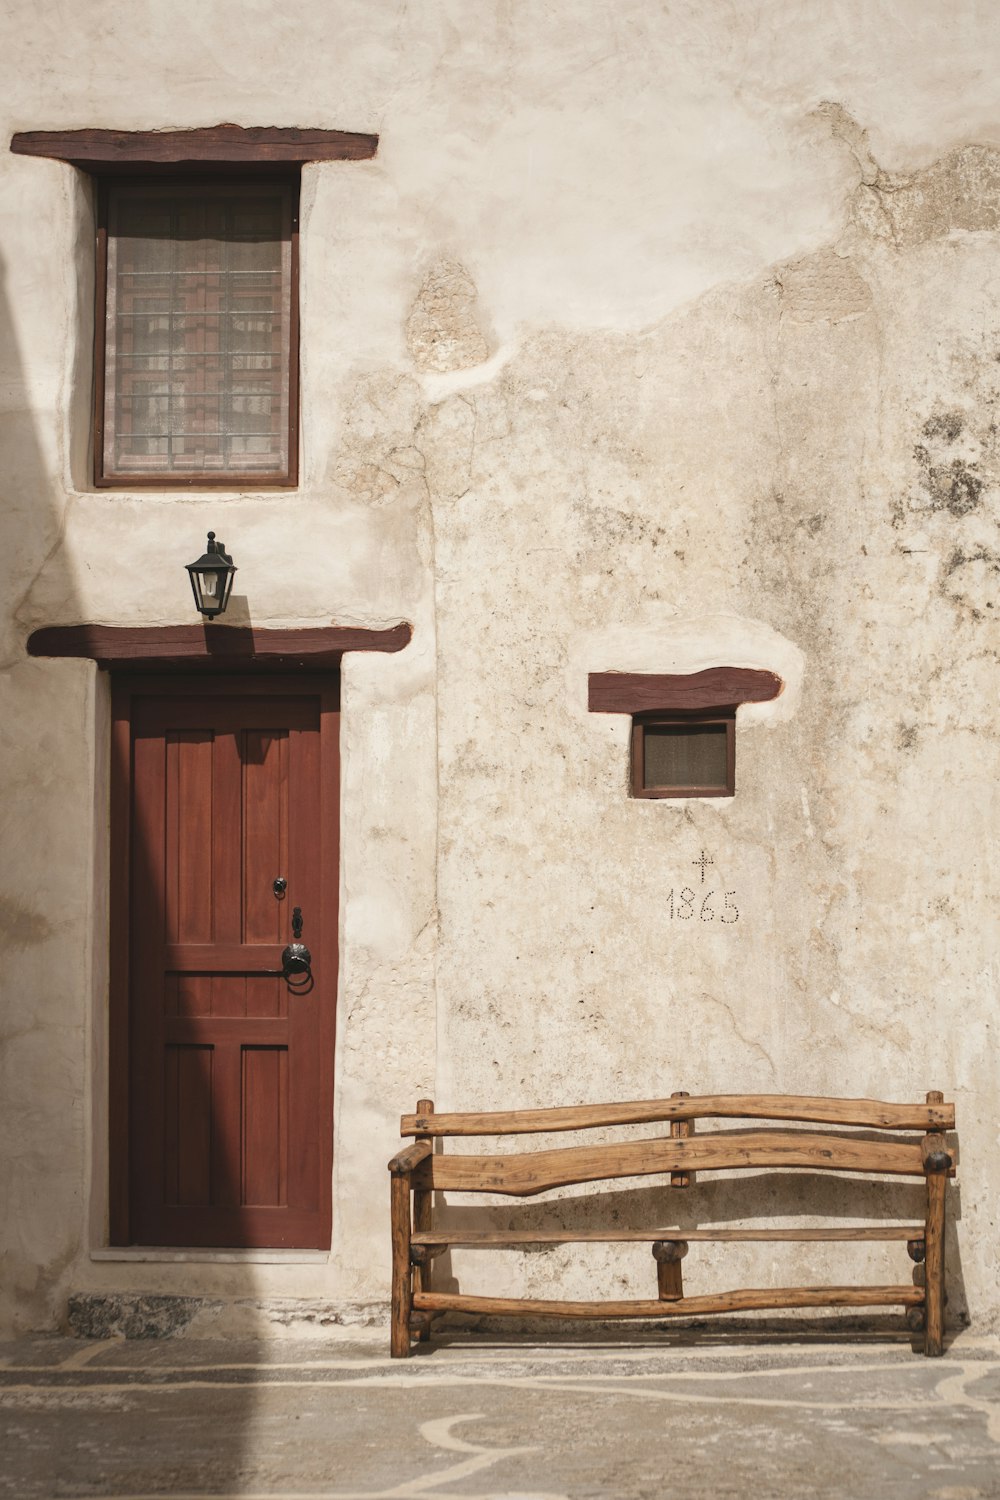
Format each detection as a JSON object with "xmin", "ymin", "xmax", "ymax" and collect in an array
[{"xmin": 281, "ymin": 905, "xmax": 312, "ymax": 987}]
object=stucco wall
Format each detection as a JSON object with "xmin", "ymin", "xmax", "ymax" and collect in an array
[{"xmin": 1, "ymin": 1, "xmax": 998, "ymax": 1335}]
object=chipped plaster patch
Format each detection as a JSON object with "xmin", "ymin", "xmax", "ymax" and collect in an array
[
  {"xmin": 776, "ymin": 250, "xmax": 873, "ymax": 325},
  {"xmin": 406, "ymin": 258, "xmax": 492, "ymax": 374},
  {"xmin": 854, "ymin": 144, "xmax": 1000, "ymax": 247},
  {"xmin": 942, "ymin": 546, "xmax": 1000, "ymax": 615}
]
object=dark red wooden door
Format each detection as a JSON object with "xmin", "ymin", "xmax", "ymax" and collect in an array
[{"xmin": 122, "ymin": 679, "xmax": 337, "ymax": 1247}]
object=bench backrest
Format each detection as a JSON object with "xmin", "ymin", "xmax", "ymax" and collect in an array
[{"xmin": 399, "ymin": 1093, "xmax": 955, "ymax": 1197}]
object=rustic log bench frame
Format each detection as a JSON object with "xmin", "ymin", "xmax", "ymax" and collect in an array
[{"xmin": 388, "ymin": 1091, "xmax": 956, "ymax": 1358}]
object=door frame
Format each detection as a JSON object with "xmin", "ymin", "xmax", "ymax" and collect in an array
[{"xmin": 108, "ymin": 672, "xmax": 341, "ymax": 1246}]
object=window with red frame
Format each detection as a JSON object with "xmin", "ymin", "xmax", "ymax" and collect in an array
[
  {"xmin": 631, "ymin": 712, "xmax": 735, "ymax": 798},
  {"xmin": 96, "ymin": 177, "xmax": 298, "ymax": 487}
]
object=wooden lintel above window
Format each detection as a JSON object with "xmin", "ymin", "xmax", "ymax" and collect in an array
[
  {"xmin": 588, "ymin": 667, "xmax": 782, "ymax": 715},
  {"xmin": 10, "ymin": 124, "xmax": 378, "ymax": 170},
  {"xmin": 27, "ymin": 622, "xmax": 410, "ymax": 672}
]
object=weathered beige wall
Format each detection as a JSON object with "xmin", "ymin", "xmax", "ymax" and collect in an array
[{"xmin": 1, "ymin": 1, "xmax": 998, "ymax": 1335}]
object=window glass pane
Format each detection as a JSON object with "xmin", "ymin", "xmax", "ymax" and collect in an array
[
  {"xmin": 643, "ymin": 723, "xmax": 728, "ymax": 789},
  {"xmin": 103, "ymin": 185, "xmax": 292, "ymax": 478}
]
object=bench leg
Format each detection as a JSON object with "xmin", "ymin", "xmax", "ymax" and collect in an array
[
  {"xmin": 390, "ymin": 1174, "xmax": 414, "ymax": 1358},
  {"xmin": 657, "ymin": 1262, "xmax": 684, "ymax": 1300},
  {"xmin": 413, "ymin": 1098, "xmax": 434, "ymax": 1342},
  {"xmin": 924, "ymin": 1172, "xmax": 946, "ymax": 1357},
  {"xmin": 412, "ymin": 1266, "xmax": 431, "ymax": 1340},
  {"xmin": 652, "ymin": 1240, "xmax": 687, "ymax": 1302},
  {"xmin": 922, "ymin": 1089, "xmax": 948, "ymax": 1358}
]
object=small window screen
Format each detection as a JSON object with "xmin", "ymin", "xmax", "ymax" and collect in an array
[
  {"xmin": 99, "ymin": 180, "xmax": 296, "ymax": 484},
  {"xmin": 633, "ymin": 716, "xmax": 734, "ymax": 797}
]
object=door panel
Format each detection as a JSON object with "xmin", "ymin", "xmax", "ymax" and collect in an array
[
  {"xmin": 119, "ymin": 680, "xmax": 337, "ymax": 1248},
  {"xmin": 164, "ymin": 1044, "xmax": 212, "ymax": 1206}
]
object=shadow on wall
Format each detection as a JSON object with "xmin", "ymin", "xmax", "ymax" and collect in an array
[{"xmin": 0, "ymin": 183, "xmax": 262, "ymax": 1490}]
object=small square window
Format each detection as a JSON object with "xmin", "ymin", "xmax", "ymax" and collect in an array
[
  {"xmin": 631, "ymin": 713, "xmax": 735, "ymax": 798},
  {"xmin": 95, "ymin": 177, "xmax": 298, "ymax": 487}
]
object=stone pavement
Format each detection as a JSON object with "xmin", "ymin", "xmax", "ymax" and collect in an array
[{"xmin": 1, "ymin": 1327, "xmax": 998, "ymax": 1499}]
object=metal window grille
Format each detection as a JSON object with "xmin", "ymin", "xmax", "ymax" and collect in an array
[{"xmin": 102, "ymin": 182, "xmax": 294, "ymax": 481}]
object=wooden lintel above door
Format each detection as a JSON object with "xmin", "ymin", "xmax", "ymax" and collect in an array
[{"xmin": 27, "ymin": 622, "xmax": 411, "ymax": 672}]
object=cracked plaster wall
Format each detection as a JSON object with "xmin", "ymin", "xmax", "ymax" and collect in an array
[{"xmin": 1, "ymin": 1, "xmax": 999, "ymax": 1333}]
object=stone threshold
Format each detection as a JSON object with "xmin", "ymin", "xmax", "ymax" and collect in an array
[{"xmin": 68, "ymin": 1292, "xmax": 388, "ymax": 1340}]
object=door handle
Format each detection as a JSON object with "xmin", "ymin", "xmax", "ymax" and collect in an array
[{"xmin": 281, "ymin": 905, "xmax": 313, "ymax": 988}]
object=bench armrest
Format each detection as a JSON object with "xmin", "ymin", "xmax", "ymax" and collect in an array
[{"xmin": 388, "ymin": 1140, "xmax": 433, "ymax": 1176}]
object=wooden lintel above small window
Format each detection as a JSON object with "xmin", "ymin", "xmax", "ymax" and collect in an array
[
  {"xmin": 588, "ymin": 667, "xmax": 782, "ymax": 716},
  {"xmin": 10, "ymin": 124, "xmax": 378, "ymax": 170},
  {"xmin": 27, "ymin": 622, "xmax": 410, "ymax": 672}
]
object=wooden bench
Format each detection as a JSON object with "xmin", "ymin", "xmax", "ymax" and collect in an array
[{"xmin": 388, "ymin": 1091, "xmax": 956, "ymax": 1358}]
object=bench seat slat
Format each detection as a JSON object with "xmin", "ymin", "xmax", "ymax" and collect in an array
[
  {"xmin": 411, "ymin": 1226, "xmax": 925, "ymax": 1246},
  {"xmin": 420, "ymin": 1131, "xmax": 927, "ymax": 1196},
  {"xmin": 401, "ymin": 1094, "xmax": 954, "ymax": 1137},
  {"xmin": 413, "ymin": 1286, "xmax": 924, "ymax": 1318}
]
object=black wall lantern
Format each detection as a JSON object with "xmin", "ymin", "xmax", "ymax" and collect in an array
[{"xmin": 186, "ymin": 531, "xmax": 237, "ymax": 619}]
